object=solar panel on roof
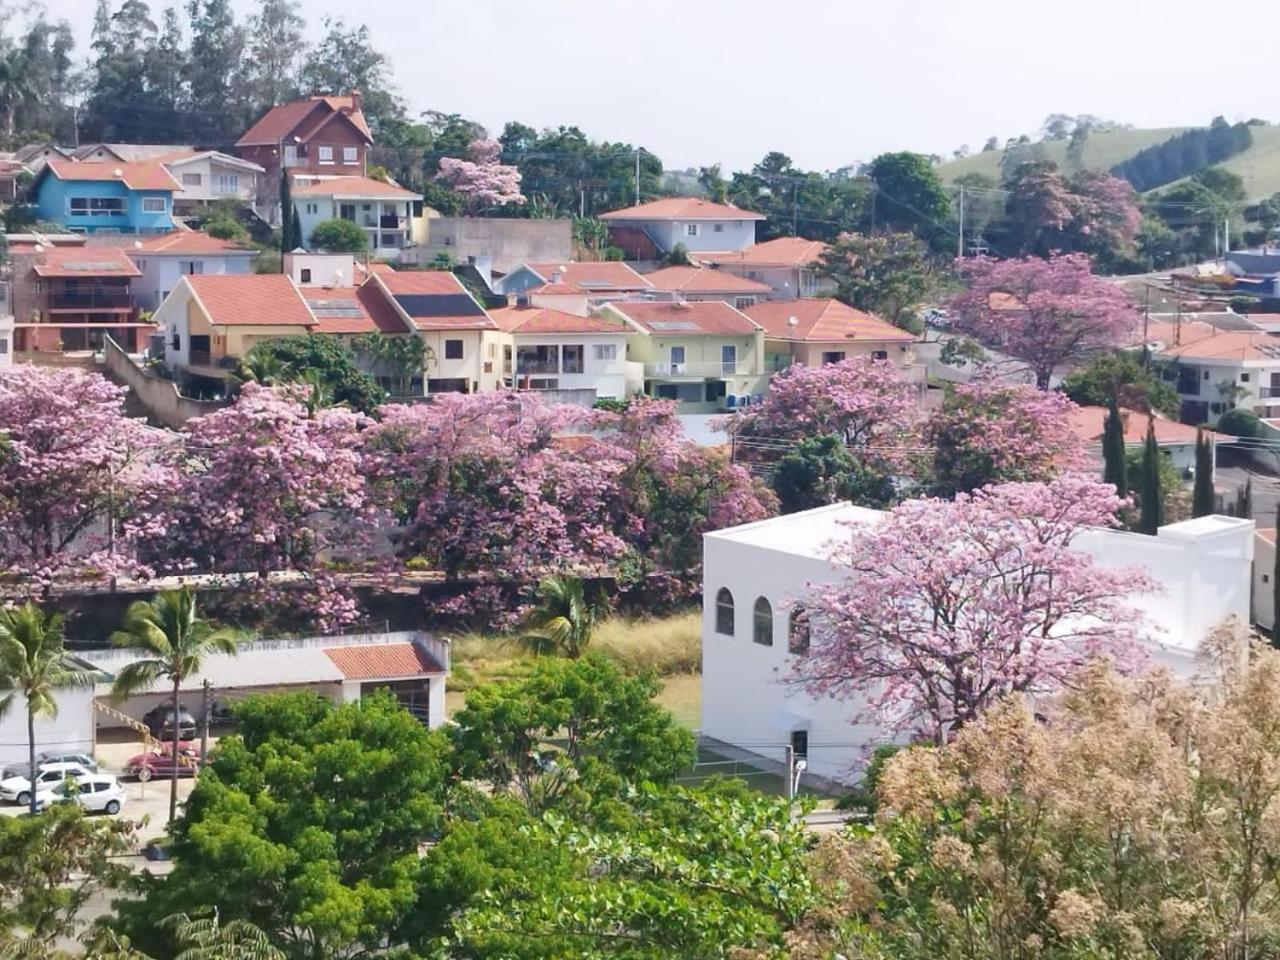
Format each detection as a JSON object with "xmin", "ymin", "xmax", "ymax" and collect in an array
[
  {"xmin": 392, "ymin": 293, "xmax": 485, "ymax": 318},
  {"xmin": 648, "ymin": 320, "xmax": 699, "ymax": 331},
  {"xmin": 308, "ymin": 300, "xmax": 365, "ymax": 318},
  {"xmin": 61, "ymin": 261, "xmax": 125, "ymax": 271}
]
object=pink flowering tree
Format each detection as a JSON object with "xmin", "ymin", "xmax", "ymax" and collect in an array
[
  {"xmin": 0, "ymin": 366, "xmax": 165, "ymax": 587},
  {"xmin": 926, "ymin": 379, "xmax": 1087, "ymax": 497},
  {"xmin": 948, "ymin": 253, "xmax": 1140, "ymax": 390},
  {"xmin": 794, "ymin": 475, "xmax": 1157, "ymax": 743},
  {"xmin": 436, "ymin": 139, "xmax": 526, "ymax": 213},
  {"xmin": 139, "ymin": 384, "xmax": 370, "ymax": 631}
]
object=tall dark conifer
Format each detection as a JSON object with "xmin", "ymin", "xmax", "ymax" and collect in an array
[
  {"xmin": 1138, "ymin": 417, "xmax": 1163, "ymax": 535},
  {"xmin": 1192, "ymin": 428, "xmax": 1214, "ymax": 517}
]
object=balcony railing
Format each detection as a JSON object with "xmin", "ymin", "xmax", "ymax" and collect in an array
[
  {"xmin": 516, "ymin": 360, "xmax": 560, "ymax": 375},
  {"xmin": 48, "ymin": 291, "xmax": 133, "ymax": 310},
  {"xmin": 1257, "ymin": 386, "xmax": 1280, "ymax": 400},
  {"xmin": 189, "ymin": 348, "xmax": 212, "ymax": 367},
  {"xmin": 645, "ymin": 361, "xmax": 748, "ymax": 378}
]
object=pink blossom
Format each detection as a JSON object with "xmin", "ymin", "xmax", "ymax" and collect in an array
[{"xmin": 436, "ymin": 139, "xmax": 525, "ymax": 213}]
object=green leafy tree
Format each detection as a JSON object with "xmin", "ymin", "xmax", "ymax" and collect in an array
[
  {"xmin": 0, "ymin": 605, "xmax": 94, "ymax": 814},
  {"xmin": 245, "ymin": 0, "xmax": 305, "ymax": 113},
  {"xmin": 308, "ymin": 218, "xmax": 367, "ymax": 254},
  {"xmin": 184, "ymin": 0, "xmax": 249, "ymax": 142},
  {"xmin": 352, "ymin": 332, "xmax": 429, "ymax": 398},
  {"xmin": 109, "ymin": 587, "xmax": 239, "ymax": 823},
  {"xmin": 1137, "ymin": 417, "xmax": 1164, "ymax": 535},
  {"xmin": 1060, "ymin": 350, "xmax": 1180, "ymax": 418},
  {"xmin": 161, "ymin": 910, "xmax": 285, "ymax": 960},
  {"xmin": 242, "ymin": 337, "xmax": 385, "ymax": 413},
  {"xmin": 114, "ymin": 691, "xmax": 447, "ymax": 960},
  {"xmin": 1217, "ymin": 407, "xmax": 1264, "ymax": 439},
  {"xmin": 449, "ymin": 656, "xmax": 696, "ymax": 814},
  {"xmin": 1192, "ymin": 429, "xmax": 1215, "ymax": 517},
  {"xmin": 1102, "ymin": 393, "xmax": 1128, "ymax": 497},
  {"xmin": 815, "ymin": 231, "xmax": 932, "ymax": 331},
  {"xmin": 867, "ymin": 151, "xmax": 953, "ymax": 249},
  {"xmin": 298, "ymin": 18, "xmax": 404, "ymax": 139},
  {"xmin": 517, "ymin": 575, "xmax": 607, "ymax": 659},
  {"xmin": 771, "ymin": 433, "xmax": 893, "ymax": 513}
]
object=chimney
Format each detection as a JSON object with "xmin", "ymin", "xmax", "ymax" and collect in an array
[
  {"xmin": 349, "ymin": 90, "xmax": 363, "ymax": 114},
  {"xmin": 550, "ymin": 268, "xmax": 563, "ymax": 283}
]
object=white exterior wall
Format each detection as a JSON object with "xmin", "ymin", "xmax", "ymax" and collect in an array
[
  {"xmin": 608, "ymin": 217, "xmax": 757, "ymax": 253},
  {"xmin": 153, "ymin": 282, "xmax": 197, "ymax": 370},
  {"xmin": 296, "ymin": 197, "xmax": 414, "ymax": 258},
  {"xmin": 133, "ymin": 253, "xmax": 255, "ymax": 311},
  {"xmin": 1165, "ymin": 358, "xmax": 1280, "ymax": 423},
  {"xmin": 1256, "ymin": 534, "xmax": 1276, "ymax": 632},
  {"xmin": 0, "ymin": 687, "xmax": 95, "ymax": 765},
  {"xmin": 716, "ymin": 264, "xmax": 832, "ymax": 299},
  {"xmin": 283, "ymin": 252, "xmax": 357, "ymax": 287},
  {"xmin": 0, "ymin": 314, "xmax": 13, "ymax": 367},
  {"xmin": 169, "ymin": 155, "xmax": 259, "ymax": 205},
  {"xmin": 702, "ymin": 507, "xmax": 1254, "ymax": 784},
  {"xmin": 512, "ymin": 333, "xmax": 643, "ymax": 399}
]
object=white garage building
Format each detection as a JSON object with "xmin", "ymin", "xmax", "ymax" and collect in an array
[{"xmin": 701, "ymin": 504, "xmax": 1254, "ymax": 785}]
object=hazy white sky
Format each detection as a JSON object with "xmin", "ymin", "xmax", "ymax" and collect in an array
[{"xmin": 43, "ymin": 0, "xmax": 1280, "ymax": 172}]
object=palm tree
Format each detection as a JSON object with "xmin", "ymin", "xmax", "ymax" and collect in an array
[
  {"xmin": 0, "ymin": 603, "xmax": 94, "ymax": 815},
  {"xmin": 516, "ymin": 576, "xmax": 608, "ymax": 659},
  {"xmin": 110, "ymin": 588, "xmax": 239, "ymax": 824},
  {"xmin": 233, "ymin": 349, "xmax": 287, "ymax": 389},
  {"xmin": 162, "ymin": 908, "xmax": 285, "ymax": 960}
]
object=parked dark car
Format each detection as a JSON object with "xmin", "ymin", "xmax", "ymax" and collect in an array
[{"xmin": 143, "ymin": 704, "xmax": 197, "ymax": 740}]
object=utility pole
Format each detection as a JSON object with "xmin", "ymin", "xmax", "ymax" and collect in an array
[
  {"xmin": 634, "ymin": 148, "xmax": 641, "ymax": 207},
  {"xmin": 199, "ymin": 679, "xmax": 211, "ymax": 766},
  {"xmin": 956, "ymin": 183, "xmax": 965, "ymax": 260},
  {"xmin": 791, "ymin": 182, "xmax": 798, "ymax": 236},
  {"xmin": 784, "ymin": 744, "xmax": 795, "ymax": 801}
]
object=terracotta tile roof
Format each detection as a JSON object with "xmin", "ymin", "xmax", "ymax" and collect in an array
[
  {"xmin": 159, "ymin": 149, "xmax": 265, "ymax": 172},
  {"xmin": 609, "ymin": 299, "xmax": 760, "ymax": 336},
  {"xmin": 1068, "ymin": 406, "xmax": 1225, "ymax": 446},
  {"xmin": 489, "ymin": 305, "xmax": 632, "ymax": 335},
  {"xmin": 695, "ymin": 237, "xmax": 829, "ymax": 267},
  {"xmin": 1154, "ymin": 329, "xmax": 1280, "ymax": 362},
  {"xmin": 377, "ymin": 271, "xmax": 496, "ymax": 331},
  {"xmin": 293, "ymin": 176, "xmax": 420, "ymax": 199},
  {"xmin": 357, "ymin": 261, "xmax": 397, "ymax": 276},
  {"xmin": 237, "ymin": 95, "xmax": 371, "ymax": 147},
  {"xmin": 522, "ymin": 261, "xmax": 651, "ymax": 292},
  {"xmin": 186, "ymin": 274, "xmax": 315, "ymax": 328},
  {"xmin": 133, "ymin": 231, "xmax": 257, "ymax": 255},
  {"xmin": 1132, "ymin": 319, "xmax": 1219, "ymax": 349},
  {"xmin": 32, "ymin": 245, "xmax": 141, "ymax": 278},
  {"xmin": 745, "ymin": 298, "xmax": 915, "ymax": 343},
  {"xmin": 1259, "ymin": 528, "xmax": 1276, "ymax": 545},
  {"xmin": 323, "ymin": 642, "xmax": 444, "ymax": 680},
  {"xmin": 600, "ymin": 197, "xmax": 765, "ymax": 221},
  {"xmin": 641, "ymin": 266, "xmax": 771, "ymax": 294},
  {"xmin": 44, "ymin": 158, "xmax": 180, "ymax": 191},
  {"xmin": 298, "ymin": 283, "xmax": 411, "ymax": 335}
]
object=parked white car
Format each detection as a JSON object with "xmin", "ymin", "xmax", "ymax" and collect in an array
[
  {"xmin": 0, "ymin": 753, "xmax": 98, "ymax": 781},
  {"xmin": 0, "ymin": 763, "xmax": 90, "ymax": 806},
  {"xmin": 35, "ymin": 774, "xmax": 126, "ymax": 815}
]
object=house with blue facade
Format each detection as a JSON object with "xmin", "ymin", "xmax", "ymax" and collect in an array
[{"xmin": 31, "ymin": 160, "xmax": 179, "ymax": 235}]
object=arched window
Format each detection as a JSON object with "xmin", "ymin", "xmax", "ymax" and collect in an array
[
  {"xmin": 788, "ymin": 606, "xmax": 810, "ymax": 655},
  {"xmin": 753, "ymin": 596, "xmax": 773, "ymax": 646},
  {"xmin": 715, "ymin": 588, "xmax": 735, "ymax": 636}
]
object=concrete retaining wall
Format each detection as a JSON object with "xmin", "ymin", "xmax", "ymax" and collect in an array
[{"xmin": 102, "ymin": 336, "xmax": 227, "ymax": 429}]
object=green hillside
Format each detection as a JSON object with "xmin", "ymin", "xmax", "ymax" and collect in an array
[{"xmin": 938, "ymin": 127, "xmax": 1190, "ymax": 183}]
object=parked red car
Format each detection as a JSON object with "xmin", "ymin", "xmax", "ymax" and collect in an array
[{"xmin": 123, "ymin": 743, "xmax": 201, "ymax": 781}]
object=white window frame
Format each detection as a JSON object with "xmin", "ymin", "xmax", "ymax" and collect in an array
[
  {"xmin": 318, "ymin": 145, "xmax": 335, "ymax": 165},
  {"xmin": 721, "ymin": 344, "xmax": 737, "ymax": 374},
  {"xmin": 592, "ymin": 343, "xmax": 617, "ymax": 361},
  {"xmin": 181, "ymin": 172, "xmax": 202, "ymax": 186},
  {"xmin": 343, "ymin": 146, "xmax": 358, "ymax": 165},
  {"xmin": 214, "ymin": 173, "xmax": 239, "ymax": 194},
  {"xmin": 685, "ymin": 223, "xmax": 699, "ymax": 237},
  {"xmin": 141, "ymin": 197, "xmax": 167, "ymax": 213},
  {"xmin": 670, "ymin": 345, "xmax": 686, "ymax": 368}
]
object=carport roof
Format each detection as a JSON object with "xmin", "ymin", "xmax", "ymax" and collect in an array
[{"xmin": 91, "ymin": 646, "xmax": 345, "ymax": 693}]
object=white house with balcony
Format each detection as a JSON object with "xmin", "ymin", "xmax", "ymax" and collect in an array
[
  {"xmin": 600, "ymin": 198, "xmax": 765, "ymax": 258},
  {"xmin": 701, "ymin": 504, "xmax": 1254, "ymax": 786},
  {"xmin": 489, "ymin": 304, "xmax": 642, "ymax": 399},
  {"xmin": 126, "ymin": 231, "xmax": 259, "ymax": 310},
  {"xmin": 160, "ymin": 150, "xmax": 265, "ymax": 217},
  {"xmin": 293, "ymin": 176, "xmax": 422, "ymax": 260},
  {"xmin": 1144, "ymin": 318, "xmax": 1280, "ymax": 425}
]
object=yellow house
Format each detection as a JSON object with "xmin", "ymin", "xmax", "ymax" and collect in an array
[
  {"xmin": 600, "ymin": 299, "xmax": 766, "ymax": 413},
  {"xmin": 743, "ymin": 298, "xmax": 921, "ymax": 380}
]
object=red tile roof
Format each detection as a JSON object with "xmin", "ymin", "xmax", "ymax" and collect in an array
[
  {"xmin": 133, "ymin": 231, "xmax": 257, "ymax": 255},
  {"xmin": 641, "ymin": 266, "xmax": 771, "ymax": 294},
  {"xmin": 744, "ymin": 299, "xmax": 915, "ymax": 343},
  {"xmin": 379, "ymin": 271, "xmax": 468, "ymax": 295},
  {"xmin": 522, "ymin": 261, "xmax": 652, "ymax": 292},
  {"xmin": 44, "ymin": 159, "xmax": 180, "ymax": 191},
  {"xmin": 609, "ymin": 300, "xmax": 759, "ymax": 336},
  {"xmin": 489, "ymin": 305, "xmax": 632, "ymax": 335},
  {"xmin": 293, "ymin": 176, "xmax": 419, "ymax": 199},
  {"xmin": 33, "ymin": 246, "xmax": 141, "ymax": 278},
  {"xmin": 1259, "ymin": 528, "xmax": 1276, "ymax": 545},
  {"xmin": 1151, "ymin": 328, "xmax": 1280, "ymax": 362},
  {"xmin": 298, "ymin": 283, "xmax": 411, "ymax": 335},
  {"xmin": 695, "ymin": 237, "xmax": 829, "ymax": 267},
  {"xmin": 376, "ymin": 271, "xmax": 496, "ymax": 331},
  {"xmin": 600, "ymin": 197, "xmax": 765, "ymax": 221},
  {"xmin": 323, "ymin": 642, "xmax": 444, "ymax": 680},
  {"xmin": 1068, "ymin": 406, "xmax": 1224, "ymax": 446},
  {"xmin": 186, "ymin": 274, "xmax": 315, "ymax": 328},
  {"xmin": 237, "ymin": 95, "xmax": 372, "ymax": 147}
]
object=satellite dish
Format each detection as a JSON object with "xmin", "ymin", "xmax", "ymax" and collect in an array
[
  {"xmin": 113, "ymin": 167, "xmax": 124, "ymax": 178},
  {"xmin": 787, "ymin": 316, "xmax": 798, "ymax": 326},
  {"xmin": 334, "ymin": 270, "xmax": 344, "ymax": 284}
]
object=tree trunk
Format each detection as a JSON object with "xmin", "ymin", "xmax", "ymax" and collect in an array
[
  {"xmin": 27, "ymin": 703, "xmax": 37, "ymax": 816},
  {"xmin": 169, "ymin": 677, "xmax": 181, "ymax": 824}
]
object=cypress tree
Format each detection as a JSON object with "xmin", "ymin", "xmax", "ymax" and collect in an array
[
  {"xmin": 1192, "ymin": 428, "xmax": 1215, "ymax": 517},
  {"xmin": 279, "ymin": 171, "xmax": 294, "ymax": 252},
  {"xmin": 1235, "ymin": 478, "xmax": 1253, "ymax": 518},
  {"xmin": 291, "ymin": 207, "xmax": 304, "ymax": 252},
  {"xmin": 1138, "ymin": 417, "xmax": 1163, "ymax": 535},
  {"xmin": 1102, "ymin": 395, "xmax": 1128, "ymax": 496}
]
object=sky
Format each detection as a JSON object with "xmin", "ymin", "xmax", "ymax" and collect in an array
[{"xmin": 39, "ymin": 0, "xmax": 1280, "ymax": 174}]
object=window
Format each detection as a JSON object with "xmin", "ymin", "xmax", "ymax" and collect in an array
[
  {"xmin": 170, "ymin": 333, "xmax": 181, "ymax": 351},
  {"xmin": 562, "ymin": 344, "xmax": 584, "ymax": 374},
  {"xmin": 705, "ymin": 380, "xmax": 726, "ymax": 402},
  {"xmin": 670, "ymin": 345, "xmax": 686, "ymax": 367},
  {"xmin": 180, "ymin": 260, "xmax": 203, "ymax": 275},
  {"xmin": 721, "ymin": 344, "xmax": 737, "ymax": 373},
  {"xmin": 0, "ymin": 338, "xmax": 9, "ymax": 355},
  {"xmin": 305, "ymin": 202, "xmax": 318, "ymax": 214},
  {"xmin": 790, "ymin": 729, "xmax": 808, "ymax": 760},
  {"xmin": 655, "ymin": 382, "xmax": 702, "ymax": 402},
  {"xmin": 68, "ymin": 196, "xmax": 124, "ymax": 215},
  {"xmin": 318, "ymin": 145, "xmax": 334, "ymax": 164},
  {"xmin": 593, "ymin": 343, "xmax": 617, "ymax": 361},
  {"xmin": 870, "ymin": 350, "xmax": 888, "ymax": 360},
  {"xmin": 141, "ymin": 197, "xmax": 167, "ymax": 213},
  {"xmin": 181, "ymin": 173, "xmax": 202, "ymax": 186},
  {"xmin": 788, "ymin": 607, "xmax": 810, "ymax": 655},
  {"xmin": 686, "ymin": 223, "xmax": 699, "ymax": 237},
  {"xmin": 283, "ymin": 144, "xmax": 299, "ymax": 166},
  {"xmin": 753, "ymin": 597, "xmax": 773, "ymax": 646},
  {"xmin": 734, "ymin": 297, "xmax": 756, "ymax": 310},
  {"xmin": 822, "ymin": 351, "xmax": 845, "ymax": 364},
  {"xmin": 1204, "ymin": 370, "xmax": 1211, "ymax": 380},
  {"xmin": 1265, "ymin": 574, "xmax": 1271, "ymax": 584},
  {"xmin": 714, "ymin": 223, "xmax": 724, "ymax": 233},
  {"xmin": 715, "ymin": 588, "xmax": 734, "ymax": 635},
  {"xmin": 517, "ymin": 344, "xmax": 558, "ymax": 374},
  {"xmin": 1242, "ymin": 373, "xmax": 1252, "ymax": 382},
  {"xmin": 445, "ymin": 339, "xmax": 464, "ymax": 360},
  {"xmin": 215, "ymin": 173, "xmax": 239, "ymax": 194},
  {"xmin": 300, "ymin": 268, "xmax": 312, "ymax": 283},
  {"xmin": 343, "ymin": 146, "xmax": 358, "ymax": 164}
]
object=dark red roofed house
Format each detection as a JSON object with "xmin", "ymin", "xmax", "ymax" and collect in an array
[
  {"xmin": 600, "ymin": 299, "xmax": 767, "ymax": 412},
  {"xmin": 236, "ymin": 92, "xmax": 373, "ymax": 222},
  {"xmin": 14, "ymin": 245, "xmax": 152, "ymax": 354}
]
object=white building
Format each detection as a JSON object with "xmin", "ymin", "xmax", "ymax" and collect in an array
[
  {"xmin": 283, "ymin": 250, "xmax": 361, "ymax": 287},
  {"xmin": 701, "ymin": 503, "xmax": 1254, "ymax": 785},
  {"xmin": 1144, "ymin": 318, "xmax": 1280, "ymax": 425},
  {"xmin": 695, "ymin": 237, "xmax": 834, "ymax": 301},
  {"xmin": 127, "ymin": 231, "xmax": 259, "ymax": 311},
  {"xmin": 293, "ymin": 176, "xmax": 422, "ymax": 260},
  {"xmin": 0, "ymin": 684, "xmax": 96, "ymax": 766},
  {"xmin": 488, "ymin": 304, "xmax": 642, "ymax": 399},
  {"xmin": 159, "ymin": 150, "xmax": 265, "ymax": 216},
  {"xmin": 0, "ymin": 280, "xmax": 12, "ymax": 367},
  {"xmin": 600, "ymin": 198, "xmax": 765, "ymax": 257}
]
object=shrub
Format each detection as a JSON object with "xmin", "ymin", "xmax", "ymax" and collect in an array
[
  {"xmin": 1217, "ymin": 407, "xmax": 1264, "ymax": 438},
  {"xmin": 309, "ymin": 218, "xmax": 368, "ymax": 253}
]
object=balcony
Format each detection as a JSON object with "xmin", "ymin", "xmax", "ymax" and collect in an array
[
  {"xmin": 645, "ymin": 361, "xmax": 748, "ymax": 378},
  {"xmin": 48, "ymin": 291, "xmax": 133, "ymax": 311},
  {"xmin": 517, "ymin": 360, "xmax": 561, "ymax": 375},
  {"xmin": 1256, "ymin": 386, "xmax": 1280, "ymax": 401}
]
